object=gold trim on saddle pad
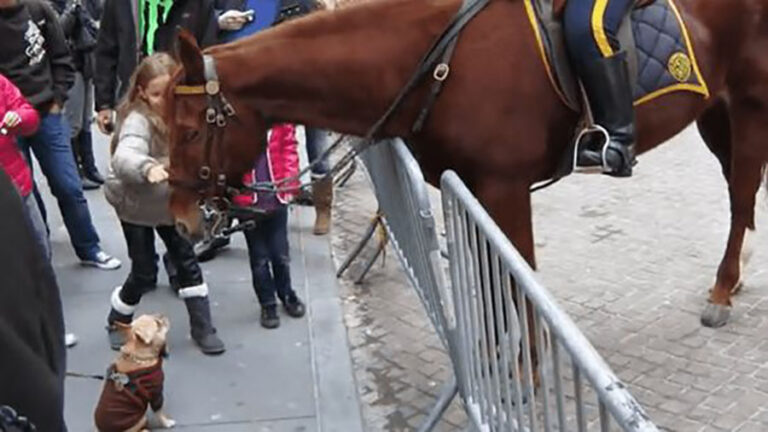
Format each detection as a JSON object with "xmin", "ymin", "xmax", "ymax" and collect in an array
[{"xmin": 523, "ymin": 0, "xmax": 709, "ymax": 109}]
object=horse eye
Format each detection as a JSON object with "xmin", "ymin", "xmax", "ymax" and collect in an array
[{"xmin": 183, "ymin": 130, "xmax": 200, "ymax": 143}]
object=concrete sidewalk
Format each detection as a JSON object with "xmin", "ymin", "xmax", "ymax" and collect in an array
[{"xmin": 36, "ymin": 131, "xmax": 362, "ymax": 431}]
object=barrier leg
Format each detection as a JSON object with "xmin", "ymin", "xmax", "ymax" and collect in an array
[
  {"xmin": 336, "ymin": 211, "xmax": 381, "ymax": 278},
  {"xmin": 417, "ymin": 375, "xmax": 459, "ymax": 432},
  {"xmin": 354, "ymin": 236, "xmax": 386, "ymax": 284},
  {"xmin": 335, "ymin": 158, "xmax": 357, "ymax": 188}
]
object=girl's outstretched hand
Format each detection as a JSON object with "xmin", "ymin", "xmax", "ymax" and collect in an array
[{"xmin": 146, "ymin": 164, "xmax": 169, "ymax": 184}]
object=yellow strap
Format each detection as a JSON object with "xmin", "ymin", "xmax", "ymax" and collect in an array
[
  {"xmin": 174, "ymin": 85, "xmax": 206, "ymax": 95},
  {"xmin": 591, "ymin": 0, "xmax": 614, "ymax": 57}
]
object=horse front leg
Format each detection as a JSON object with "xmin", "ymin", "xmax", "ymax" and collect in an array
[
  {"xmin": 475, "ymin": 180, "xmax": 540, "ymax": 387},
  {"xmin": 700, "ymin": 105, "xmax": 766, "ymax": 328}
]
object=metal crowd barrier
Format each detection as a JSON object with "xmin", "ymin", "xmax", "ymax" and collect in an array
[
  {"xmin": 440, "ymin": 170, "xmax": 658, "ymax": 431},
  {"xmin": 335, "ymin": 138, "xmax": 459, "ymax": 430},
  {"xmin": 337, "ymin": 139, "xmax": 451, "ymax": 345},
  {"xmin": 336, "ymin": 137, "xmax": 658, "ymax": 431}
]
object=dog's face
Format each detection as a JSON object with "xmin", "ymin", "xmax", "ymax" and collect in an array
[{"xmin": 120, "ymin": 314, "xmax": 170, "ymax": 359}]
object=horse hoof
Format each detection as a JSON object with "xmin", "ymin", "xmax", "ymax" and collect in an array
[{"xmin": 700, "ymin": 303, "xmax": 731, "ymax": 328}]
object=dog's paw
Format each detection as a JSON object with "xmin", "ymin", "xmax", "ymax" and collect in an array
[
  {"xmin": 156, "ymin": 414, "xmax": 176, "ymax": 429},
  {"xmin": 160, "ymin": 418, "xmax": 176, "ymax": 429}
]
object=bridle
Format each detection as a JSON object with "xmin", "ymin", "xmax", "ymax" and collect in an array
[
  {"xmin": 169, "ymin": 55, "xmax": 238, "ymax": 205},
  {"xmin": 168, "ymin": 0, "xmax": 491, "ymax": 237}
]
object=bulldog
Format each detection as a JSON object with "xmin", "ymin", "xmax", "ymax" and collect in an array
[{"xmin": 94, "ymin": 314, "xmax": 175, "ymax": 432}]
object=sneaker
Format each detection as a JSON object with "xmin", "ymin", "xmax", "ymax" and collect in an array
[
  {"xmin": 260, "ymin": 305, "xmax": 280, "ymax": 329},
  {"xmin": 283, "ymin": 295, "xmax": 306, "ymax": 318},
  {"xmin": 81, "ymin": 251, "xmax": 122, "ymax": 270},
  {"xmin": 65, "ymin": 332, "xmax": 78, "ymax": 348}
]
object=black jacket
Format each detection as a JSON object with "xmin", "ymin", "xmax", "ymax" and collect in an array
[
  {"xmin": 94, "ymin": 0, "xmax": 218, "ymax": 110},
  {"xmin": 52, "ymin": 0, "xmax": 102, "ymax": 78},
  {"xmin": 0, "ymin": 169, "xmax": 67, "ymax": 432},
  {"xmin": 0, "ymin": 0, "xmax": 75, "ymax": 110}
]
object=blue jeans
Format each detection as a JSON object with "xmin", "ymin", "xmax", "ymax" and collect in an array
[
  {"xmin": 563, "ymin": 0, "xmax": 634, "ymax": 63},
  {"xmin": 18, "ymin": 113, "xmax": 101, "ymax": 260},
  {"xmin": 244, "ymin": 207, "xmax": 295, "ymax": 307},
  {"xmin": 305, "ymin": 127, "xmax": 330, "ymax": 177}
]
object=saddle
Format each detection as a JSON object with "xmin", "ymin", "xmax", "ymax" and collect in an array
[{"xmin": 526, "ymin": 0, "xmax": 709, "ymax": 111}]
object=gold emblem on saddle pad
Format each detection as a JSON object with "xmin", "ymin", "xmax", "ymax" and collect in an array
[{"xmin": 668, "ymin": 52, "xmax": 692, "ymax": 83}]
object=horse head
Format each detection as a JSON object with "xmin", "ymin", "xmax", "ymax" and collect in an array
[{"xmin": 166, "ymin": 30, "xmax": 268, "ymax": 242}]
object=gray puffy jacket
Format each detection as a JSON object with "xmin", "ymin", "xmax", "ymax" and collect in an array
[{"xmin": 103, "ymin": 111, "xmax": 173, "ymax": 227}]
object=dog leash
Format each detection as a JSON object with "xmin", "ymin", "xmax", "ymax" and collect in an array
[{"xmin": 66, "ymin": 371, "xmax": 106, "ymax": 381}]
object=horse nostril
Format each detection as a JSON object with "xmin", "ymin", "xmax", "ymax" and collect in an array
[{"xmin": 175, "ymin": 222, "xmax": 189, "ymax": 237}]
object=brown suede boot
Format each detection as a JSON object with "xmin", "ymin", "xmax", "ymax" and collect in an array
[{"xmin": 312, "ymin": 177, "xmax": 333, "ymax": 235}]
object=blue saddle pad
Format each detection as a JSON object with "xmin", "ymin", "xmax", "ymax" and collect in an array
[{"xmin": 524, "ymin": 0, "xmax": 710, "ymax": 110}]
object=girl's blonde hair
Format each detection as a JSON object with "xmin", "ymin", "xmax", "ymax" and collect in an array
[{"xmin": 110, "ymin": 53, "xmax": 177, "ymax": 154}]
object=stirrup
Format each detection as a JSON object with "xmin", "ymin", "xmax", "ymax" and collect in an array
[{"xmin": 572, "ymin": 124, "xmax": 612, "ymax": 174}]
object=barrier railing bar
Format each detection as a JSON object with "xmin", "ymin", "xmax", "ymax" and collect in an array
[{"xmin": 442, "ymin": 171, "xmax": 657, "ymax": 432}]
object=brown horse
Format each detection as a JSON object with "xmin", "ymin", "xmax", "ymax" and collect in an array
[{"xmin": 165, "ymin": 0, "xmax": 768, "ymax": 329}]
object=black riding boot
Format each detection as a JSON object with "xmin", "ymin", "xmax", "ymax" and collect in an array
[
  {"xmin": 576, "ymin": 51, "xmax": 636, "ymax": 177},
  {"xmin": 183, "ymin": 292, "xmax": 225, "ymax": 355}
]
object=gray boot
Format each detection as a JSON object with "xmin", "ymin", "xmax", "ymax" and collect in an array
[{"xmin": 181, "ymin": 285, "xmax": 225, "ymax": 355}]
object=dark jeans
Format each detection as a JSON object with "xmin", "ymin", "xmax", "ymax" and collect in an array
[
  {"xmin": 18, "ymin": 113, "xmax": 101, "ymax": 260},
  {"xmin": 119, "ymin": 221, "xmax": 202, "ymax": 306},
  {"xmin": 305, "ymin": 127, "xmax": 330, "ymax": 177},
  {"xmin": 244, "ymin": 207, "xmax": 294, "ymax": 307}
]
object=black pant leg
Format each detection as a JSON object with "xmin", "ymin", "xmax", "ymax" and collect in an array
[
  {"xmin": 156, "ymin": 225, "xmax": 203, "ymax": 288},
  {"xmin": 120, "ymin": 221, "xmax": 159, "ymax": 305}
]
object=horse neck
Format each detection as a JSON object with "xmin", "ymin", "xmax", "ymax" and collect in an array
[{"xmin": 210, "ymin": 0, "xmax": 459, "ymax": 136}]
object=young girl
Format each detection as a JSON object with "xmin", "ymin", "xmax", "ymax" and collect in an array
[
  {"xmin": 233, "ymin": 124, "xmax": 306, "ymax": 329},
  {"xmin": 103, "ymin": 53, "xmax": 225, "ymax": 354}
]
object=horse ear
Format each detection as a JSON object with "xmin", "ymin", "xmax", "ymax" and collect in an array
[{"xmin": 176, "ymin": 28, "xmax": 205, "ymax": 84}]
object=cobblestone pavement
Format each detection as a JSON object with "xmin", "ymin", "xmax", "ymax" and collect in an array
[{"xmin": 331, "ymin": 125, "xmax": 768, "ymax": 432}]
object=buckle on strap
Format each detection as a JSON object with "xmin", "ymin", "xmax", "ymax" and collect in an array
[
  {"xmin": 203, "ymin": 55, "xmax": 219, "ymax": 82},
  {"xmin": 109, "ymin": 371, "xmax": 130, "ymax": 391}
]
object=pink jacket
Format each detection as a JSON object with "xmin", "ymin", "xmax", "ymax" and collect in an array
[
  {"xmin": 232, "ymin": 124, "xmax": 300, "ymax": 209},
  {"xmin": 0, "ymin": 75, "xmax": 40, "ymax": 197}
]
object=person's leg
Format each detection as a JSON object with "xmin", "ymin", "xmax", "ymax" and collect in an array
[
  {"xmin": 78, "ymin": 80, "xmax": 103, "ymax": 185},
  {"xmin": 243, "ymin": 217, "xmax": 280, "ymax": 329},
  {"xmin": 563, "ymin": 0, "xmax": 636, "ymax": 176},
  {"xmin": 267, "ymin": 207, "xmax": 304, "ymax": 318},
  {"xmin": 22, "ymin": 193, "xmax": 51, "ymax": 263},
  {"xmin": 305, "ymin": 127, "xmax": 331, "ymax": 176},
  {"xmin": 22, "ymin": 193, "xmax": 79, "ymax": 348},
  {"xmin": 65, "ymin": 72, "xmax": 100, "ymax": 190},
  {"xmin": 157, "ymin": 226, "xmax": 225, "ymax": 354},
  {"xmin": 305, "ymin": 127, "xmax": 333, "ymax": 235},
  {"xmin": 162, "ymin": 252, "xmax": 180, "ymax": 293},
  {"xmin": 106, "ymin": 222, "xmax": 158, "ymax": 349},
  {"xmin": 23, "ymin": 113, "xmax": 120, "ymax": 268},
  {"xmin": 17, "ymin": 140, "xmax": 50, "ymax": 230},
  {"xmin": 66, "ymin": 72, "xmax": 85, "ymax": 140}
]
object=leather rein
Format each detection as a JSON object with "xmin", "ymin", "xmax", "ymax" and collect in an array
[{"xmin": 168, "ymin": 0, "xmax": 490, "ymax": 223}]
